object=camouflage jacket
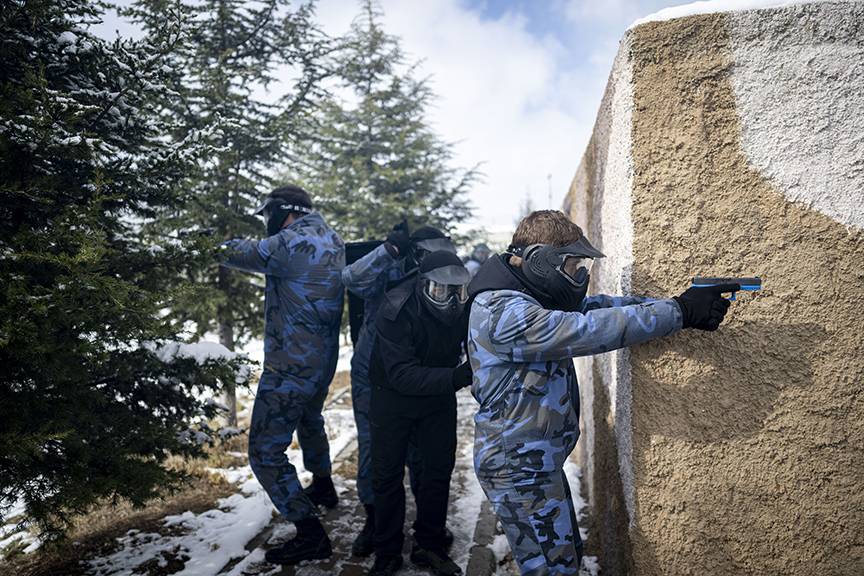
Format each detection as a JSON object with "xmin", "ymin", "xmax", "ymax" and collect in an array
[
  {"xmin": 468, "ymin": 261, "xmax": 682, "ymax": 478},
  {"xmin": 221, "ymin": 212, "xmax": 345, "ymax": 385},
  {"xmin": 341, "ymin": 243, "xmax": 407, "ymax": 382}
]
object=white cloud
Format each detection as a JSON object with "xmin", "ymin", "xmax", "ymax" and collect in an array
[
  {"xmin": 317, "ymin": 0, "xmax": 602, "ymax": 229},
  {"xmin": 94, "ymin": 0, "xmax": 639, "ymax": 231}
]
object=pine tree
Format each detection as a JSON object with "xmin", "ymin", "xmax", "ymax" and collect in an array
[
  {"xmin": 0, "ymin": 0, "xmax": 249, "ymax": 538},
  {"xmin": 291, "ymin": 0, "xmax": 476, "ymax": 242},
  {"xmin": 124, "ymin": 0, "xmax": 334, "ymax": 425}
]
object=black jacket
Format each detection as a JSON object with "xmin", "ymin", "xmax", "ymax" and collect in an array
[{"xmin": 370, "ymin": 277, "xmax": 466, "ymax": 396}]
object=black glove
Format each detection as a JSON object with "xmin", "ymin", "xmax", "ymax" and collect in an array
[
  {"xmin": 673, "ymin": 284, "xmax": 738, "ymax": 331},
  {"xmin": 385, "ymin": 221, "xmax": 411, "ymax": 259},
  {"xmin": 453, "ymin": 361, "xmax": 473, "ymax": 391}
]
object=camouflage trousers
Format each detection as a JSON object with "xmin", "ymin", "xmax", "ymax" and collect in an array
[
  {"xmin": 351, "ymin": 367, "xmax": 423, "ymax": 507},
  {"xmin": 478, "ymin": 467, "xmax": 583, "ymax": 575},
  {"xmin": 248, "ymin": 371, "xmax": 332, "ymax": 521}
]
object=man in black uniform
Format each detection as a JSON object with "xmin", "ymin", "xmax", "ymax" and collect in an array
[{"xmin": 367, "ymin": 251, "xmax": 473, "ymax": 576}]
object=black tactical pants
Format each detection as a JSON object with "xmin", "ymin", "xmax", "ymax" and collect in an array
[{"xmin": 370, "ymin": 385, "xmax": 457, "ymax": 556}]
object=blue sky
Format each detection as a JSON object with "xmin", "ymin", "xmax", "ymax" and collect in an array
[{"xmin": 97, "ymin": 0, "xmax": 690, "ymax": 231}]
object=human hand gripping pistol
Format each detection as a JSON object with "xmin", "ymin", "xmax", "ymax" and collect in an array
[{"xmin": 691, "ymin": 277, "xmax": 762, "ymax": 300}]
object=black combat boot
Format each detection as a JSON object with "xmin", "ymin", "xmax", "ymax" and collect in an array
[
  {"xmin": 303, "ymin": 474, "xmax": 338, "ymax": 509},
  {"xmin": 368, "ymin": 553, "xmax": 403, "ymax": 576},
  {"xmin": 412, "ymin": 527, "xmax": 455, "ymax": 551},
  {"xmin": 410, "ymin": 544, "xmax": 462, "ymax": 576},
  {"xmin": 352, "ymin": 504, "xmax": 376, "ymax": 557},
  {"xmin": 264, "ymin": 517, "xmax": 332, "ymax": 565},
  {"xmin": 443, "ymin": 527, "xmax": 454, "ymax": 550}
]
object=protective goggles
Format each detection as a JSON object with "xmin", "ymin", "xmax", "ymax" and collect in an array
[
  {"xmin": 559, "ymin": 255, "xmax": 594, "ymax": 284},
  {"xmin": 253, "ymin": 197, "xmax": 312, "ymax": 220},
  {"xmin": 423, "ymin": 279, "xmax": 469, "ymax": 305}
]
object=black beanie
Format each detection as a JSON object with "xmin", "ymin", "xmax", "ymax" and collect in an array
[{"xmin": 420, "ymin": 250, "xmax": 464, "ymax": 274}]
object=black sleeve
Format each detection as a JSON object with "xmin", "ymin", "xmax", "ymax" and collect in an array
[{"xmin": 375, "ymin": 309, "xmax": 458, "ymax": 396}]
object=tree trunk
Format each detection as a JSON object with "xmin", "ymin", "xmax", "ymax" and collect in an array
[
  {"xmin": 219, "ymin": 319, "xmax": 237, "ymax": 427},
  {"xmin": 218, "ymin": 266, "xmax": 238, "ymax": 427}
]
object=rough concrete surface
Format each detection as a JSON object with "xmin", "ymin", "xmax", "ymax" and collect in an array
[
  {"xmin": 730, "ymin": 4, "xmax": 864, "ymax": 229},
  {"xmin": 566, "ymin": 2, "xmax": 864, "ymax": 575},
  {"xmin": 567, "ymin": 35, "xmax": 640, "ymax": 575}
]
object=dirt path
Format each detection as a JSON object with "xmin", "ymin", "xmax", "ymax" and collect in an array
[{"xmin": 222, "ymin": 389, "xmax": 489, "ymax": 576}]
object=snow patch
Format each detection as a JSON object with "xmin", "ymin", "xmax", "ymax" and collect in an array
[
  {"xmin": 448, "ymin": 391, "xmax": 486, "ymax": 569},
  {"xmin": 582, "ymin": 554, "xmax": 601, "ymax": 576},
  {"xmin": 630, "ymin": 0, "xmax": 833, "ymax": 28},
  {"xmin": 57, "ymin": 31, "xmax": 78, "ymax": 45},
  {"xmin": 86, "ymin": 472, "xmax": 274, "ymax": 576},
  {"xmin": 489, "ymin": 533, "xmax": 510, "ymax": 563},
  {"xmin": 221, "ymin": 548, "xmax": 280, "ymax": 576},
  {"xmin": 335, "ymin": 344, "xmax": 353, "ymax": 373},
  {"xmin": 563, "ymin": 462, "xmax": 590, "ymax": 542},
  {"xmin": 0, "ymin": 499, "xmax": 40, "ymax": 559},
  {"xmin": 152, "ymin": 340, "xmax": 239, "ymax": 364}
]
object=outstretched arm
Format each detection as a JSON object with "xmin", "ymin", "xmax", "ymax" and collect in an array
[
  {"xmin": 580, "ymin": 294, "xmax": 656, "ymax": 312},
  {"xmin": 481, "ymin": 293, "xmax": 682, "ymax": 363},
  {"xmin": 219, "ymin": 233, "xmax": 296, "ymax": 277},
  {"xmin": 341, "ymin": 243, "xmax": 398, "ymax": 299}
]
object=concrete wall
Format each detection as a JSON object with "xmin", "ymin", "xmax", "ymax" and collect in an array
[{"xmin": 564, "ymin": 2, "xmax": 864, "ymax": 574}]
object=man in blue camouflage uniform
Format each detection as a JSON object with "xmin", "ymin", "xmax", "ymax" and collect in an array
[
  {"xmin": 220, "ymin": 185, "xmax": 345, "ymax": 566},
  {"xmin": 466, "ymin": 210, "xmax": 736, "ymax": 575},
  {"xmin": 342, "ymin": 224, "xmax": 457, "ymax": 556}
]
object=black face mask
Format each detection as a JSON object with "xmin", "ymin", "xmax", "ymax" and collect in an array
[
  {"xmin": 417, "ymin": 262, "xmax": 470, "ymax": 326},
  {"xmin": 512, "ymin": 240, "xmax": 604, "ymax": 312},
  {"xmin": 420, "ymin": 288, "xmax": 465, "ymax": 325}
]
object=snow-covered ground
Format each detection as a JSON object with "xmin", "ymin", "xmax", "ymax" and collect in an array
[
  {"xmin": 81, "ymin": 379, "xmax": 358, "ymax": 576},
  {"xmin": 86, "ymin": 474, "xmax": 274, "ymax": 576},
  {"xmin": 4, "ymin": 365, "xmax": 599, "ymax": 575}
]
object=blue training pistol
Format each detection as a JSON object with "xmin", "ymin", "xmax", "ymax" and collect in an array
[{"xmin": 691, "ymin": 277, "xmax": 762, "ymax": 301}]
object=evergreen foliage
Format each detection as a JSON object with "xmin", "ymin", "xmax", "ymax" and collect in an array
[
  {"xmin": 291, "ymin": 0, "xmax": 476, "ymax": 242},
  {"xmin": 0, "ymin": 0, "xmax": 249, "ymax": 538},
  {"xmin": 124, "ymin": 0, "xmax": 335, "ymax": 423}
]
